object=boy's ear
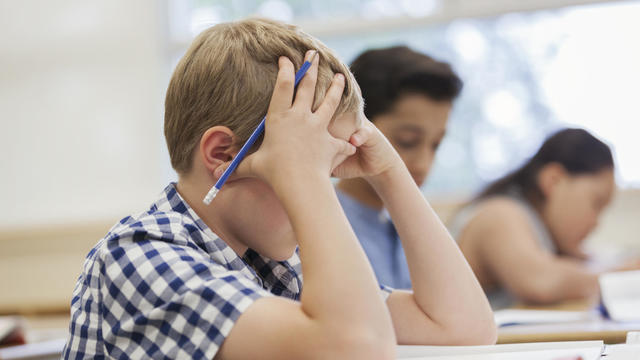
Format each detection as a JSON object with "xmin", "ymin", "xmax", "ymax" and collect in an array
[
  {"xmin": 199, "ymin": 126, "xmax": 236, "ymax": 174},
  {"xmin": 538, "ymin": 162, "xmax": 568, "ymax": 198}
]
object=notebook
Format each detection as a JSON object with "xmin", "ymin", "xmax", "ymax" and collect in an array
[{"xmin": 599, "ymin": 270, "xmax": 640, "ymax": 322}]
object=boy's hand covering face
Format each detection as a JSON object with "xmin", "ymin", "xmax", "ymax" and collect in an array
[
  {"xmin": 216, "ymin": 51, "xmax": 357, "ymax": 183},
  {"xmin": 331, "ymin": 118, "xmax": 402, "ymax": 180}
]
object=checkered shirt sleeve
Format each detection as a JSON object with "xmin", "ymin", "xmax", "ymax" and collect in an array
[{"xmin": 63, "ymin": 215, "xmax": 272, "ymax": 359}]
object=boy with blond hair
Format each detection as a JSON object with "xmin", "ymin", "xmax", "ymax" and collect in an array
[{"xmin": 63, "ymin": 18, "xmax": 495, "ymax": 359}]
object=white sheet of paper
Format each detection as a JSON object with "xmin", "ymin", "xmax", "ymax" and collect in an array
[
  {"xmin": 603, "ymin": 344, "xmax": 640, "ymax": 360},
  {"xmin": 600, "ymin": 270, "xmax": 640, "ymax": 321},
  {"xmin": 0, "ymin": 338, "xmax": 65, "ymax": 360},
  {"xmin": 494, "ymin": 309, "xmax": 595, "ymax": 327},
  {"xmin": 397, "ymin": 340, "xmax": 604, "ymax": 359}
]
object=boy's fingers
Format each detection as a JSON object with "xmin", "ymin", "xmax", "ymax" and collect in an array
[
  {"xmin": 213, "ymin": 164, "xmax": 227, "ymax": 179},
  {"xmin": 349, "ymin": 125, "xmax": 372, "ymax": 147},
  {"xmin": 293, "ymin": 50, "xmax": 319, "ymax": 109},
  {"xmin": 315, "ymin": 73, "xmax": 345, "ymax": 123},
  {"xmin": 335, "ymin": 138, "xmax": 357, "ymax": 157},
  {"xmin": 214, "ymin": 156, "xmax": 254, "ymax": 181},
  {"xmin": 269, "ymin": 57, "xmax": 295, "ymax": 113}
]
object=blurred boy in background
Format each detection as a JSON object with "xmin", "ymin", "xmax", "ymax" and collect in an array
[{"xmin": 337, "ymin": 46, "xmax": 463, "ymax": 289}]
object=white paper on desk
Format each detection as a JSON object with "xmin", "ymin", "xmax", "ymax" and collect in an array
[
  {"xmin": 600, "ymin": 270, "xmax": 640, "ymax": 321},
  {"xmin": 397, "ymin": 340, "xmax": 603, "ymax": 359},
  {"xmin": 603, "ymin": 344, "xmax": 640, "ymax": 360},
  {"xmin": 0, "ymin": 338, "xmax": 65, "ymax": 360},
  {"xmin": 398, "ymin": 348, "xmax": 602, "ymax": 360},
  {"xmin": 493, "ymin": 309, "xmax": 594, "ymax": 327}
]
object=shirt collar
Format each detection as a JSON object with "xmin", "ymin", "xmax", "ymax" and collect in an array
[
  {"xmin": 336, "ymin": 189, "xmax": 390, "ymax": 224},
  {"xmin": 152, "ymin": 183, "xmax": 302, "ymax": 298},
  {"xmin": 153, "ymin": 183, "xmax": 261, "ymax": 283}
]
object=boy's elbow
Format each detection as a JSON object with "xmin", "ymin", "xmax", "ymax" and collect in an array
[
  {"xmin": 464, "ymin": 319, "xmax": 498, "ymax": 345},
  {"xmin": 445, "ymin": 316, "xmax": 497, "ymax": 345},
  {"xmin": 475, "ymin": 305, "xmax": 498, "ymax": 345},
  {"xmin": 326, "ymin": 327, "xmax": 396, "ymax": 360}
]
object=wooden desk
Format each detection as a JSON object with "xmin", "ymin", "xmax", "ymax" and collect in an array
[
  {"xmin": 498, "ymin": 318, "xmax": 640, "ymax": 344},
  {"xmin": 497, "ymin": 301, "xmax": 640, "ymax": 344},
  {"xmin": 0, "ymin": 222, "xmax": 111, "ymax": 315}
]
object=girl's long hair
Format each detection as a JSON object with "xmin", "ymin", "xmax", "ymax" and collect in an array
[{"xmin": 475, "ymin": 128, "xmax": 614, "ymax": 207}]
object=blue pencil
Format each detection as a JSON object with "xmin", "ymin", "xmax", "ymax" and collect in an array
[{"xmin": 203, "ymin": 51, "xmax": 319, "ymax": 204}]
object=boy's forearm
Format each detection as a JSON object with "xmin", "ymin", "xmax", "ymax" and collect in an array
[
  {"xmin": 368, "ymin": 166, "xmax": 493, "ymax": 329},
  {"xmin": 271, "ymin": 172, "xmax": 394, "ymax": 337}
]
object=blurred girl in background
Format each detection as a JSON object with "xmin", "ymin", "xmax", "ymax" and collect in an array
[{"xmin": 450, "ymin": 128, "xmax": 624, "ymax": 309}]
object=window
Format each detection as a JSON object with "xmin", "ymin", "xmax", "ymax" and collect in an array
[{"xmin": 168, "ymin": 0, "xmax": 640, "ymax": 198}]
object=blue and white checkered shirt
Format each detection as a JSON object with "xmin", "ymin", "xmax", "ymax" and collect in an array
[{"xmin": 62, "ymin": 183, "xmax": 304, "ymax": 359}]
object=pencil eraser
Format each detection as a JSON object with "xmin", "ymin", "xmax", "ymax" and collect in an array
[{"xmin": 203, "ymin": 187, "xmax": 219, "ymax": 205}]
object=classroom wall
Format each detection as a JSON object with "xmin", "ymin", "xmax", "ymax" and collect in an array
[{"xmin": 0, "ymin": 0, "xmax": 170, "ymax": 228}]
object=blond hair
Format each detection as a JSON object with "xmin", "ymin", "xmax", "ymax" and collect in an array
[{"xmin": 164, "ymin": 18, "xmax": 363, "ymax": 174}]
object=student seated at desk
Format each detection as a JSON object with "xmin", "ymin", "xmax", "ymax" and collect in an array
[
  {"xmin": 337, "ymin": 46, "xmax": 463, "ymax": 289},
  {"xmin": 450, "ymin": 128, "xmax": 634, "ymax": 309},
  {"xmin": 62, "ymin": 19, "xmax": 495, "ymax": 359}
]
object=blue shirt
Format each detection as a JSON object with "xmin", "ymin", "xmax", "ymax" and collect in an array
[{"xmin": 337, "ymin": 189, "xmax": 412, "ymax": 289}]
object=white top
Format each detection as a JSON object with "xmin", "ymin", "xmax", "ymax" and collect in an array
[{"xmin": 448, "ymin": 190, "xmax": 556, "ymax": 309}]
